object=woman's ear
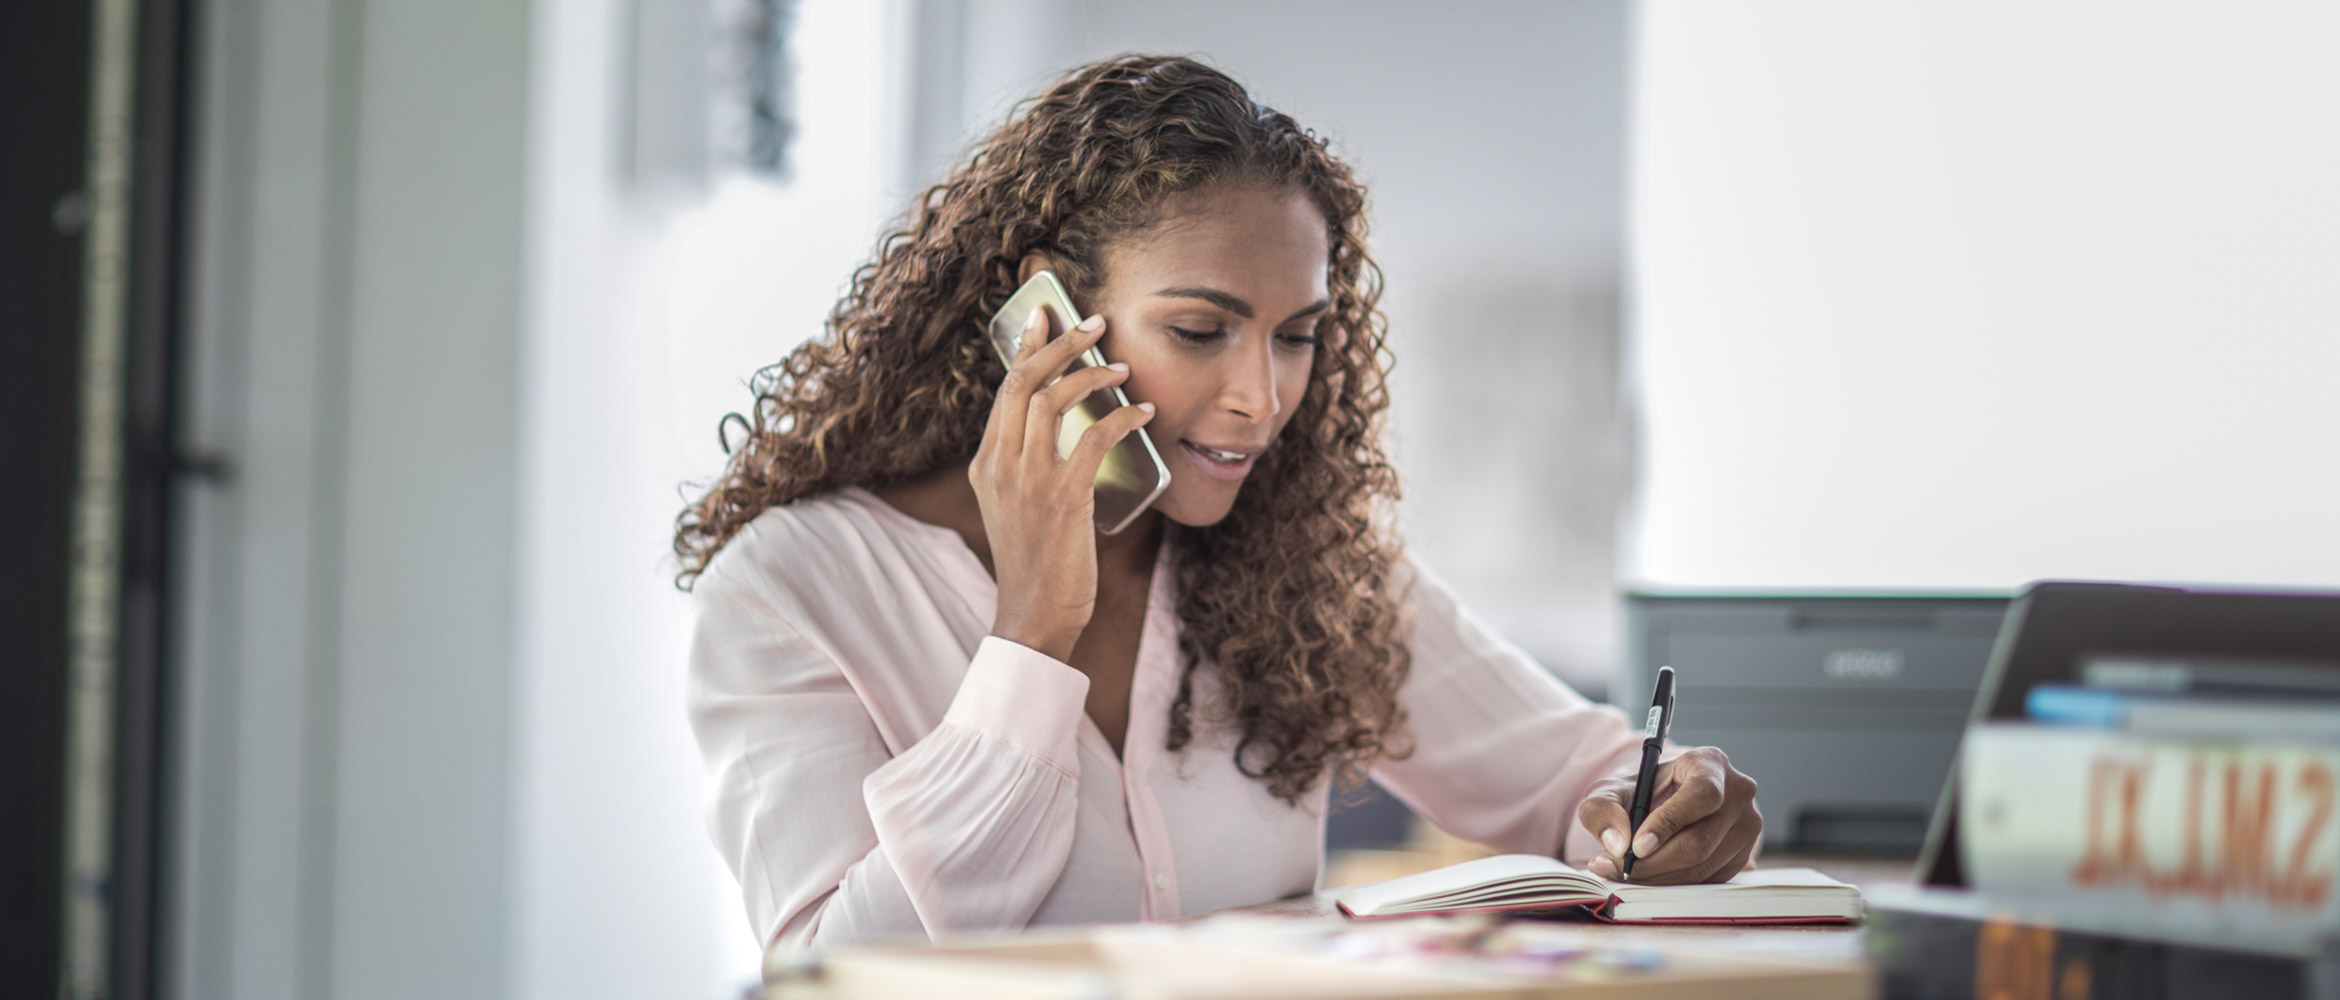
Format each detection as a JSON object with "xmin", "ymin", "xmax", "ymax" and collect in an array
[{"xmin": 1017, "ymin": 250, "xmax": 1056, "ymax": 285}]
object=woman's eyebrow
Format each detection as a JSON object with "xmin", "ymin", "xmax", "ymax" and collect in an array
[{"xmin": 1154, "ymin": 286, "xmax": 1332, "ymax": 323}]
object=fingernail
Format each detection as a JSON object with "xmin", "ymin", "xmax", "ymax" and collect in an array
[
  {"xmin": 1107, "ymin": 362, "xmax": 1128, "ymax": 372},
  {"xmin": 1633, "ymin": 832, "xmax": 1659, "ymax": 858},
  {"xmin": 1601, "ymin": 830, "xmax": 1624, "ymax": 858},
  {"xmin": 1025, "ymin": 309, "xmax": 1047, "ymax": 330},
  {"xmin": 1137, "ymin": 402, "xmax": 1155, "ymax": 412},
  {"xmin": 1077, "ymin": 315, "xmax": 1104, "ymax": 331}
]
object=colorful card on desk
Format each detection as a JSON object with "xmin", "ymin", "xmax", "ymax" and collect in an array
[{"xmin": 1335, "ymin": 854, "xmax": 1864, "ymax": 924}]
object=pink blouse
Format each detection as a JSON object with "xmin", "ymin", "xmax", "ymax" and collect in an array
[{"xmin": 687, "ymin": 486, "xmax": 1647, "ymax": 949}]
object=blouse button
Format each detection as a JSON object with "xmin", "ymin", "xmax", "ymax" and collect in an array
[{"xmin": 1152, "ymin": 872, "xmax": 1169, "ymax": 890}]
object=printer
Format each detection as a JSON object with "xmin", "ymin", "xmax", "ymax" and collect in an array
[{"xmin": 1617, "ymin": 592, "xmax": 2009, "ymax": 853}]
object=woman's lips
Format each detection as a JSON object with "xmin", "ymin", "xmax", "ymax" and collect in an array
[{"xmin": 1180, "ymin": 439, "xmax": 1257, "ymax": 480}]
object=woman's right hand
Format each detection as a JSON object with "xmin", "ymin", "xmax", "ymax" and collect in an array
[{"xmin": 971, "ymin": 307, "xmax": 1157, "ymax": 662}]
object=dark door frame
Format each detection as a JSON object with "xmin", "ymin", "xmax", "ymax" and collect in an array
[
  {"xmin": 0, "ymin": 3, "xmax": 99, "ymax": 996},
  {"xmin": 0, "ymin": 1, "xmax": 191, "ymax": 997},
  {"xmin": 117, "ymin": 2, "xmax": 197, "ymax": 998}
]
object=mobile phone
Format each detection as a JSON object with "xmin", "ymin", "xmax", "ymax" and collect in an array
[{"xmin": 986, "ymin": 270, "xmax": 1172, "ymax": 534}]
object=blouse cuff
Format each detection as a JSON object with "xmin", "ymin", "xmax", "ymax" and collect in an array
[{"xmin": 943, "ymin": 636, "xmax": 1091, "ymax": 776}]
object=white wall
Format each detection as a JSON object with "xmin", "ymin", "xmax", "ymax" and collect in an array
[
  {"xmin": 505, "ymin": 0, "xmax": 751, "ymax": 997},
  {"xmin": 174, "ymin": 1, "xmax": 529, "ymax": 998},
  {"xmin": 653, "ymin": 2, "xmax": 918, "ymax": 476},
  {"xmin": 1629, "ymin": 0, "xmax": 2340, "ymax": 592},
  {"xmin": 511, "ymin": 1, "xmax": 908, "ymax": 998},
  {"xmin": 920, "ymin": 0, "xmax": 1633, "ymax": 686}
]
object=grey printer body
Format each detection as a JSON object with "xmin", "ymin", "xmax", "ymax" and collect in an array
[{"xmin": 1617, "ymin": 592, "xmax": 2010, "ymax": 853}]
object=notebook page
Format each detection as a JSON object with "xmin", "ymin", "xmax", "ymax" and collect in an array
[
  {"xmin": 1336, "ymin": 854, "xmax": 1597, "ymax": 915},
  {"xmin": 1606, "ymin": 866, "xmax": 1853, "ymax": 902}
]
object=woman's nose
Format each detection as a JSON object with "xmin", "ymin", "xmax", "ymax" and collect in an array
[{"xmin": 1218, "ymin": 339, "xmax": 1281, "ymax": 422}]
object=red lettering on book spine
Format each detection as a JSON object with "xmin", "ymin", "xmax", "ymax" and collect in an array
[
  {"xmin": 2224, "ymin": 759, "xmax": 2276, "ymax": 901},
  {"xmin": 2063, "ymin": 749, "xmax": 2331, "ymax": 911},
  {"xmin": 2070, "ymin": 757, "xmax": 2150, "ymax": 886},
  {"xmin": 2291, "ymin": 763, "xmax": 2333, "ymax": 909},
  {"xmin": 2071, "ymin": 757, "xmax": 2113, "ymax": 884},
  {"xmin": 2144, "ymin": 758, "xmax": 2209, "ymax": 897}
]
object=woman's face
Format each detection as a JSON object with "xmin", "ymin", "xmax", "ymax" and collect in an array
[{"xmin": 1070, "ymin": 184, "xmax": 1331, "ymax": 528}]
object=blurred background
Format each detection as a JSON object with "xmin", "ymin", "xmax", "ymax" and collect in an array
[{"xmin": 7, "ymin": 1, "xmax": 2336, "ymax": 998}]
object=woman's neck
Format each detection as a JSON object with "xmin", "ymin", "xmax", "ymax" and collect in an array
[{"xmin": 872, "ymin": 460, "xmax": 1162, "ymax": 582}]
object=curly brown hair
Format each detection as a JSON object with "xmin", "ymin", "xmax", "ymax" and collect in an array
[{"xmin": 674, "ymin": 54, "xmax": 1412, "ymax": 804}]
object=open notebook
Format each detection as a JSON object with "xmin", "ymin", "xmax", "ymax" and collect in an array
[{"xmin": 1336, "ymin": 854, "xmax": 1863, "ymax": 924}]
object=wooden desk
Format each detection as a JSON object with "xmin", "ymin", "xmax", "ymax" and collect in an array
[{"xmin": 764, "ymin": 855, "xmax": 1912, "ymax": 999}]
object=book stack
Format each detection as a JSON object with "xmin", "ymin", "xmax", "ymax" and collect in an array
[{"xmin": 1871, "ymin": 652, "xmax": 2340, "ymax": 998}]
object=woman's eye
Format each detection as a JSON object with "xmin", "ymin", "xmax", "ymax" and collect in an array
[
  {"xmin": 1279, "ymin": 332, "xmax": 1320, "ymax": 347},
  {"xmin": 1168, "ymin": 326, "xmax": 1224, "ymax": 344}
]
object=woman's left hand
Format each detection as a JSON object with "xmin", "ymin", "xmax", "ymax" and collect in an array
[{"xmin": 1574, "ymin": 746, "xmax": 1762, "ymax": 883}]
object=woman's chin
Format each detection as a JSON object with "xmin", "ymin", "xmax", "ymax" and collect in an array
[{"xmin": 1150, "ymin": 486, "xmax": 1238, "ymax": 529}]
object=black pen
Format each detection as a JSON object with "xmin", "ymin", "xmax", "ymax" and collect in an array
[{"xmin": 1621, "ymin": 665, "xmax": 1677, "ymax": 878}]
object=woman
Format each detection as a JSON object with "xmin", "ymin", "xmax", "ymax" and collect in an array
[{"xmin": 678, "ymin": 54, "xmax": 1760, "ymax": 950}]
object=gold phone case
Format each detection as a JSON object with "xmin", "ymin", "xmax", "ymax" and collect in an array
[{"xmin": 986, "ymin": 271, "xmax": 1173, "ymax": 534}]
